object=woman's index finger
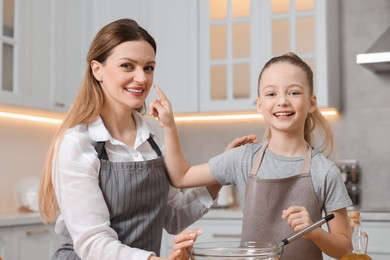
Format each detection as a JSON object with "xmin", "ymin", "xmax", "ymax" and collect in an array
[{"xmin": 154, "ymin": 85, "xmax": 168, "ymax": 100}]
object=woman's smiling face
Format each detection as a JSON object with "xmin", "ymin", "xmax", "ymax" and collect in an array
[
  {"xmin": 91, "ymin": 40, "xmax": 156, "ymax": 112},
  {"xmin": 257, "ymin": 62, "xmax": 316, "ymax": 135}
]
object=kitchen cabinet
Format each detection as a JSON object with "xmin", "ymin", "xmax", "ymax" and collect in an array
[
  {"xmin": 0, "ymin": 227, "xmax": 12, "ymax": 259},
  {"xmin": 1, "ymin": 0, "xmax": 339, "ymax": 114},
  {"xmin": 19, "ymin": 0, "xmax": 85, "ymax": 112},
  {"xmin": 0, "ymin": 0, "xmax": 23, "ymax": 104},
  {"xmin": 0, "ymin": 223, "xmax": 63, "ymax": 260},
  {"xmin": 268, "ymin": 0, "xmax": 340, "ymax": 110},
  {"xmin": 1, "ymin": 0, "xmax": 194, "ymax": 113},
  {"xmin": 137, "ymin": 0, "xmax": 342, "ymax": 113},
  {"xmin": 198, "ymin": 0, "xmax": 258, "ymax": 112},
  {"xmin": 322, "ymin": 211, "xmax": 390, "ymax": 260},
  {"xmin": 0, "ymin": 0, "xmax": 86, "ymax": 112},
  {"xmin": 198, "ymin": 0, "xmax": 340, "ymax": 112},
  {"xmin": 363, "ymin": 219, "xmax": 390, "ymax": 259}
]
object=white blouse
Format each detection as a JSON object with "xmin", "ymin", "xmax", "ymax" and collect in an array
[{"xmin": 53, "ymin": 111, "xmax": 215, "ymax": 260}]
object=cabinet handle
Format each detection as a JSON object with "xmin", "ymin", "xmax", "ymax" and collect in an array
[
  {"xmin": 212, "ymin": 233, "xmax": 241, "ymax": 239},
  {"xmin": 26, "ymin": 229, "xmax": 50, "ymax": 236},
  {"xmin": 54, "ymin": 102, "xmax": 65, "ymax": 107}
]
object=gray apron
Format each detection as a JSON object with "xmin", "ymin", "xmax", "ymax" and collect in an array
[
  {"xmin": 241, "ymin": 141, "xmax": 323, "ymax": 259},
  {"xmin": 52, "ymin": 136, "xmax": 169, "ymax": 259}
]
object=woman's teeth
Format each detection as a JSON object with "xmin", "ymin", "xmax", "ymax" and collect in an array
[{"xmin": 126, "ymin": 88, "xmax": 143, "ymax": 93}]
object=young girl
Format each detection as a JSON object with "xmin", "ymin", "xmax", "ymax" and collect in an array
[
  {"xmin": 152, "ymin": 52, "xmax": 352, "ymax": 259},
  {"xmin": 38, "ymin": 18, "xmax": 255, "ymax": 260}
]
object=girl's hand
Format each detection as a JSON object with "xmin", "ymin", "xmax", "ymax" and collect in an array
[
  {"xmin": 149, "ymin": 85, "xmax": 175, "ymax": 128},
  {"xmin": 282, "ymin": 206, "xmax": 314, "ymax": 239},
  {"xmin": 224, "ymin": 134, "xmax": 258, "ymax": 151}
]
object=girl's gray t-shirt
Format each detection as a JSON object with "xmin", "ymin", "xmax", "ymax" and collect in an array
[{"xmin": 209, "ymin": 142, "xmax": 352, "ymax": 213}]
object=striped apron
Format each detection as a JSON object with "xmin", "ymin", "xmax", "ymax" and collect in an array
[
  {"xmin": 52, "ymin": 136, "xmax": 169, "ymax": 259},
  {"xmin": 241, "ymin": 141, "xmax": 323, "ymax": 259}
]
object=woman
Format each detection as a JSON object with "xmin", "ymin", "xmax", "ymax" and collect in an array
[{"xmin": 39, "ymin": 18, "xmax": 254, "ymax": 260}]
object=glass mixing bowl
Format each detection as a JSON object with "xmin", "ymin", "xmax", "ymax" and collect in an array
[{"xmin": 189, "ymin": 241, "xmax": 283, "ymax": 260}]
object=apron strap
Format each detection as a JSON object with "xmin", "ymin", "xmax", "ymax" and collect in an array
[
  {"xmin": 301, "ymin": 144, "xmax": 312, "ymax": 174},
  {"xmin": 250, "ymin": 141, "xmax": 312, "ymax": 176},
  {"xmin": 95, "ymin": 141, "xmax": 109, "ymax": 160},
  {"xmin": 147, "ymin": 135, "xmax": 162, "ymax": 157},
  {"xmin": 250, "ymin": 140, "xmax": 269, "ymax": 176}
]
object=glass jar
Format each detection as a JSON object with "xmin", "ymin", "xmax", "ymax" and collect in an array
[
  {"xmin": 339, "ymin": 211, "xmax": 372, "ymax": 260},
  {"xmin": 189, "ymin": 241, "xmax": 283, "ymax": 260}
]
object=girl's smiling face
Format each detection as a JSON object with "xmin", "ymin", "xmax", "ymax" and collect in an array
[
  {"xmin": 257, "ymin": 62, "xmax": 317, "ymax": 136},
  {"xmin": 91, "ymin": 40, "xmax": 156, "ymax": 112}
]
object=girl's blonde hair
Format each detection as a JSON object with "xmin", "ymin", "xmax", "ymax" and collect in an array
[
  {"xmin": 258, "ymin": 52, "xmax": 334, "ymax": 156},
  {"xmin": 39, "ymin": 18, "xmax": 157, "ymax": 223}
]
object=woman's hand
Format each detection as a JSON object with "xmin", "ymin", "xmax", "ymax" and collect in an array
[
  {"xmin": 171, "ymin": 229, "xmax": 203, "ymax": 260},
  {"xmin": 282, "ymin": 206, "xmax": 314, "ymax": 239},
  {"xmin": 224, "ymin": 134, "xmax": 258, "ymax": 151},
  {"xmin": 149, "ymin": 85, "xmax": 175, "ymax": 129},
  {"xmin": 150, "ymin": 229, "xmax": 203, "ymax": 260}
]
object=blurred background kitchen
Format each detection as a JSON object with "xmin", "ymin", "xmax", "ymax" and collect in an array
[
  {"xmin": 1, "ymin": 0, "xmax": 389, "ymax": 212},
  {"xmin": 0, "ymin": 0, "xmax": 389, "ymax": 259}
]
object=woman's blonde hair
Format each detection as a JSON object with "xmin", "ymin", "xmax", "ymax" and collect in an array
[
  {"xmin": 39, "ymin": 18, "xmax": 157, "ymax": 223},
  {"xmin": 258, "ymin": 52, "xmax": 334, "ymax": 156}
]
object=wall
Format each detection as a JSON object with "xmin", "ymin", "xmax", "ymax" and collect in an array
[
  {"xmin": 0, "ymin": 118, "xmax": 58, "ymax": 210},
  {"xmin": 334, "ymin": 0, "xmax": 390, "ymax": 208},
  {"xmin": 0, "ymin": 0, "xmax": 389, "ymax": 210}
]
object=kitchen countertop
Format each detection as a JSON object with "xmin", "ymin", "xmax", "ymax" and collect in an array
[
  {"xmin": 1, "ymin": 206, "xmax": 389, "ymax": 227},
  {"xmin": 355, "ymin": 207, "xmax": 390, "ymax": 221},
  {"xmin": 0, "ymin": 209, "xmax": 43, "ymax": 227}
]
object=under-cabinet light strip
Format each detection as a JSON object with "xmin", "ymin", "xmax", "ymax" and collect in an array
[
  {"xmin": 0, "ymin": 109, "xmax": 338, "ymax": 124},
  {"xmin": 174, "ymin": 114, "xmax": 262, "ymax": 122},
  {"xmin": 174, "ymin": 109, "xmax": 338, "ymax": 122},
  {"xmin": 0, "ymin": 111, "xmax": 63, "ymax": 124}
]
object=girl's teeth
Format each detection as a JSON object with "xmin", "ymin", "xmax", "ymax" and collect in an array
[{"xmin": 275, "ymin": 112, "xmax": 293, "ymax": 116}]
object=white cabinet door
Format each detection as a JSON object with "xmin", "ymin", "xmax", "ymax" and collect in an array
[
  {"xmin": 363, "ymin": 221, "xmax": 390, "ymax": 259},
  {"xmin": 0, "ymin": 0, "xmax": 24, "ymax": 105},
  {"xmin": 11, "ymin": 224, "xmax": 63, "ymax": 260},
  {"xmin": 19, "ymin": 0, "xmax": 85, "ymax": 112},
  {"xmin": 19, "ymin": 0, "xmax": 54, "ymax": 110},
  {"xmin": 145, "ymin": 0, "xmax": 199, "ymax": 113},
  {"xmin": 198, "ymin": 0, "xmax": 259, "ymax": 112},
  {"xmin": 0, "ymin": 227, "xmax": 12, "ymax": 260},
  {"xmin": 0, "ymin": 223, "xmax": 63, "ymax": 260}
]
